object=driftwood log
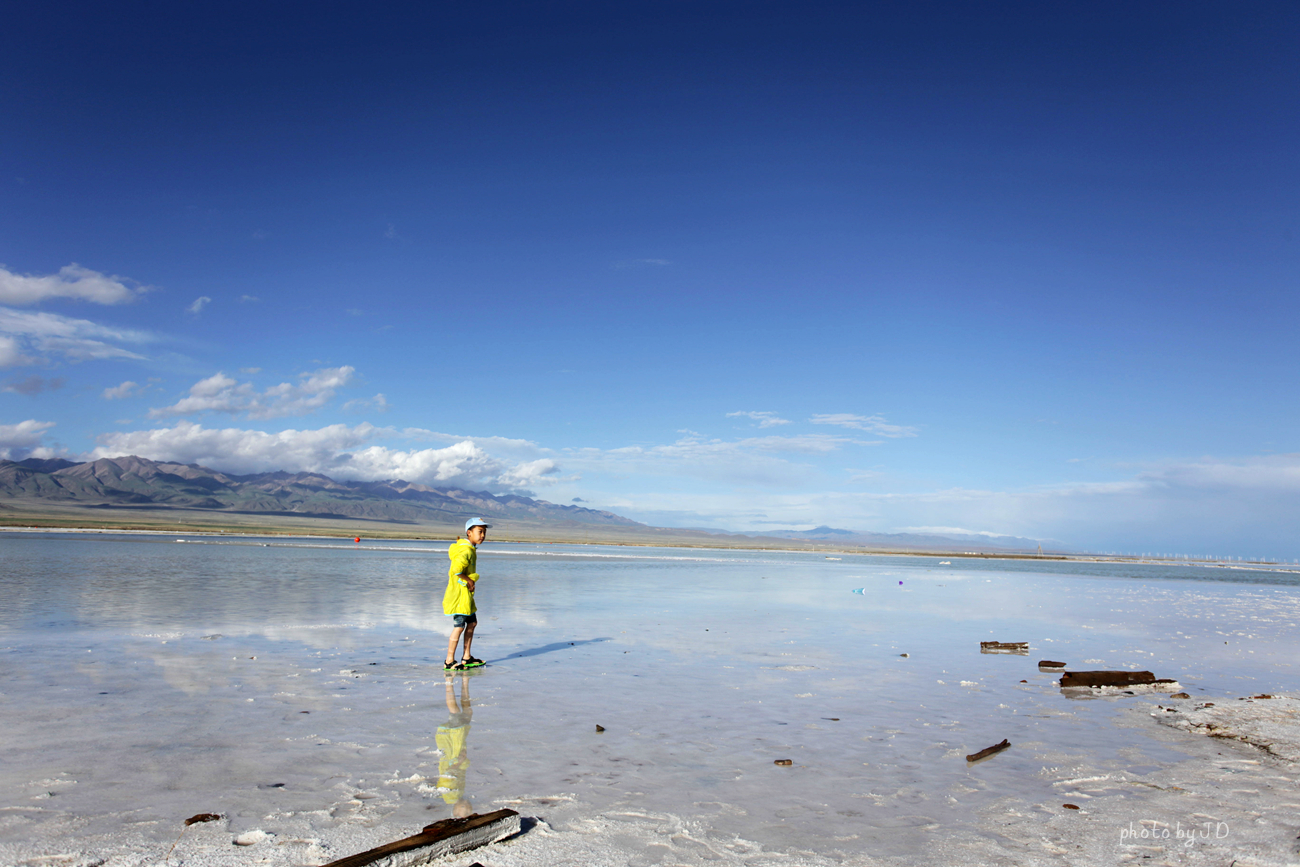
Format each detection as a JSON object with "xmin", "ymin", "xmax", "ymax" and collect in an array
[
  {"xmin": 321, "ymin": 810, "xmax": 521, "ymax": 867},
  {"xmin": 980, "ymin": 641, "xmax": 1028, "ymax": 655},
  {"xmin": 966, "ymin": 739, "xmax": 1011, "ymax": 762},
  {"xmin": 1059, "ymin": 670, "xmax": 1178, "ymax": 688},
  {"xmin": 1038, "ymin": 660, "xmax": 1066, "ymax": 669}
]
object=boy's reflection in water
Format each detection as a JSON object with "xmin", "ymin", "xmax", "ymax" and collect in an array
[{"xmin": 436, "ymin": 674, "xmax": 474, "ymax": 817}]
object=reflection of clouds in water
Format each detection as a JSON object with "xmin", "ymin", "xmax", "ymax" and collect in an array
[
  {"xmin": 260, "ymin": 625, "xmax": 375, "ymax": 649},
  {"xmin": 487, "ymin": 602, "xmax": 552, "ymax": 629},
  {"xmin": 149, "ymin": 649, "xmax": 219, "ymax": 695},
  {"xmin": 125, "ymin": 637, "xmax": 386, "ymax": 702},
  {"xmin": 126, "ymin": 641, "xmax": 267, "ymax": 696}
]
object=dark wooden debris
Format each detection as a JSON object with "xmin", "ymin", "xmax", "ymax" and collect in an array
[
  {"xmin": 980, "ymin": 641, "xmax": 1028, "ymax": 655},
  {"xmin": 320, "ymin": 809, "xmax": 521, "ymax": 867},
  {"xmin": 774, "ymin": 759, "xmax": 793, "ymax": 766},
  {"xmin": 184, "ymin": 813, "xmax": 221, "ymax": 826},
  {"xmin": 1038, "ymin": 660, "xmax": 1066, "ymax": 668},
  {"xmin": 1059, "ymin": 670, "xmax": 1178, "ymax": 688},
  {"xmin": 966, "ymin": 739, "xmax": 1011, "ymax": 762}
]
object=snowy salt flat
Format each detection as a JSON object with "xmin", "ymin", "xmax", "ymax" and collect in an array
[{"xmin": 2, "ymin": 532, "xmax": 1300, "ymax": 866}]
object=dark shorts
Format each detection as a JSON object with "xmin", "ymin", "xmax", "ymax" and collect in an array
[{"xmin": 452, "ymin": 613, "xmax": 477, "ymax": 628}]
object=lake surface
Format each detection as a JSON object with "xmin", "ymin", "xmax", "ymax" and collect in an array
[{"xmin": 3, "ymin": 531, "xmax": 1299, "ymax": 865}]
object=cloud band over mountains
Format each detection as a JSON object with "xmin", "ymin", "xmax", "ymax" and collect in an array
[{"xmin": 87, "ymin": 421, "xmax": 559, "ymax": 491}]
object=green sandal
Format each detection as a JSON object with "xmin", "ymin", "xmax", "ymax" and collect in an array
[
  {"xmin": 462, "ymin": 656, "xmax": 485, "ymax": 668},
  {"xmin": 444, "ymin": 659, "xmax": 465, "ymax": 672}
]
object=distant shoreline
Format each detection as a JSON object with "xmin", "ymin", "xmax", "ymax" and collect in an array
[{"xmin": 1, "ymin": 515, "xmax": 1290, "ymax": 571}]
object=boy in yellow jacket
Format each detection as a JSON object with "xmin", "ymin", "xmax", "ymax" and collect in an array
[{"xmin": 444, "ymin": 517, "xmax": 489, "ymax": 671}]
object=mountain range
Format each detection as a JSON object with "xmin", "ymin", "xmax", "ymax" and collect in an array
[{"xmin": 0, "ymin": 455, "xmax": 640, "ymax": 527}]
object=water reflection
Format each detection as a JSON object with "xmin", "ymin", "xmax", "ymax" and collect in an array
[{"xmin": 436, "ymin": 674, "xmax": 474, "ymax": 817}]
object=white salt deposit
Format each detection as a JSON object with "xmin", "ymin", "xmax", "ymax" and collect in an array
[
  {"xmin": 231, "ymin": 829, "xmax": 271, "ymax": 846},
  {"xmin": 3, "ymin": 533, "xmax": 1300, "ymax": 865},
  {"xmin": 1152, "ymin": 694, "xmax": 1300, "ymax": 762}
]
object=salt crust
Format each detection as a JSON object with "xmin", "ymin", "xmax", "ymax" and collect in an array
[
  {"xmin": 1151, "ymin": 694, "xmax": 1300, "ymax": 763},
  {"xmin": 4, "ymin": 697, "xmax": 1300, "ymax": 867},
  {"xmin": 1060, "ymin": 681, "xmax": 1184, "ymax": 697},
  {"xmin": 5, "ymin": 706, "xmax": 1300, "ymax": 867}
]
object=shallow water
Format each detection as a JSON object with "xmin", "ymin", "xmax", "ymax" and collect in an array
[{"xmin": 2, "ymin": 532, "xmax": 1300, "ymax": 864}]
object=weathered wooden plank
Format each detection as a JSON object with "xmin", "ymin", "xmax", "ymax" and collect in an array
[
  {"xmin": 966, "ymin": 739, "xmax": 1010, "ymax": 762},
  {"xmin": 321, "ymin": 809, "xmax": 521, "ymax": 867},
  {"xmin": 1059, "ymin": 670, "xmax": 1178, "ymax": 688},
  {"xmin": 980, "ymin": 641, "xmax": 1028, "ymax": 655}
]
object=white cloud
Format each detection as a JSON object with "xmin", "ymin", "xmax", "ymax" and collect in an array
[
  {"xmin": 810, "ymin": 413, "xmax": 918, "ymax": 438},
  {"xmin": 149, "ymin": 367, "xmax": 356, "ymax": 419},
  {"xmin": 0, "ymin": 419, "xmax": 57, "ymax": 460},
  {"xmin": 1141, "ymin": 454, "xmax": 1300, "ymax": 493},
  {"xmin": 613, "ymin": 258, "xmax": 672, "ymax": 269},
  {"xmin": 91, "ymin": 421, "xmax": 558, "ymax": 492},
  {"xmin": 0, "ymin": 307, "xmax": 152, "ymax": 367},
  {"xmin": 186, "ymin": 296, "xmax": 211, "ymax": 315},
  {"xmin": 0, "ymin": 335, "xmax": 34, "ymax": 367},
  {"xmin": 94, "ymin": 421, "xmax": 377, "ymax": 473},
  {"xmin": 397, "ymin": 428, "xmax": 551, "ymax": 459},
  {"xmin": 0, "ymin": 264, "xmax": 147, "ymax": 306},
  {"xmin": 346, "ymin": 442, "xmax": 554, "ymax": 489},
  {"xmin": 103, "ymin": 381, "xmax": 140, "ymax": 400},
  {"xmin": 344, "ymin": 393, "xmax": 389, "ymax": 413},
  {"xmin": 894, "ymin": 526, "xmax": 1023, "ymax": 538},
  {"xmin": 497, "ymin": 458, "xmax": 560, "ymax": 488},
  {"xmin": 560, "ymin": 432, "xmax": 871, "ymax": 489},
  {"xmin": 727, "ymin": 410, "xmax": 791, "ymax": 428},
  {"xmin": 846, "ymin": 469, "xmax": 881, "ymax": 482}
]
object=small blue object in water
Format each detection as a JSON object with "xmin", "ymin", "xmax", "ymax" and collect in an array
[{"xmin": 851, "ymin": 588, "xmax": 865, "ymax": 594}]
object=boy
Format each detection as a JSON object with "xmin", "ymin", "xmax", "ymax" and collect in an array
[{"xmin": 444, "ymin": 517, "xmax": 490, "ymax": 671}]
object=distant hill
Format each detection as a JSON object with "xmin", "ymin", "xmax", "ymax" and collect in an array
[
  {"xmin": 761, "ymin": 524, "xmax": 1046, "ymax": 551},
  {"xmin": 0, "ymin": 455, "xmax": 642, "ymax": 528}
]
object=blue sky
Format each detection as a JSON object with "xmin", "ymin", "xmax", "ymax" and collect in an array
[{"xmin": 2, "ymin": 2, "xmax": 1298, "ymax": 557}]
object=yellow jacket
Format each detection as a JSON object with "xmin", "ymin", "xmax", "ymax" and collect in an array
[{"xmin": 443, "ymin": 538, "xmax": 479, "ymax": 615}]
